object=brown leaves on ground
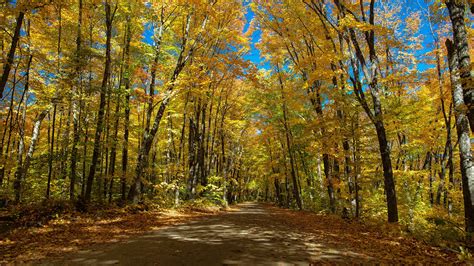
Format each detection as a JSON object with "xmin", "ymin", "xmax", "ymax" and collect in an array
[
  {"xmin": 0, "ymin": 206, "xmax": 217, "ymax": 264},
  {"xmin": 263, "ymin": 205, "xmax": 462, "ymax": 264}
]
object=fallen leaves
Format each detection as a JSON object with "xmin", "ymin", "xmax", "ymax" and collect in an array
[
  {"xmin": 0, "ymin": 207, "xmax": 217, "ymax": 264},
  {"xmin": 262, "ymin": 204, "xmax": 462, "ymax": 264}
]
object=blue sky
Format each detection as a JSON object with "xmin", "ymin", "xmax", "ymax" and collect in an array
[{"xmin": 243, "ymin": 4, "xmax": 264, "ymax": 68}]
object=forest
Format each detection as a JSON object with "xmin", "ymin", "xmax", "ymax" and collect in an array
[{"xmin": 0, "ymin": 0, "xmax": 474, "ymax": 263}]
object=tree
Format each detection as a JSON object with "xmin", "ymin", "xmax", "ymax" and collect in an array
[
  {"xmin": 446, "ymin": 38, "xmax": 474, "ymax": 234},
  {"xmin": 13, "ymin": 110, "xmax": 48, "ymax": 203},
  {"xmin": 84, "ymin": 0, "xmax": 117, "ymax": 202},
  {"xmin": 69, "ymin": 0, "xmax": 83, "ymax": 201},
  {"xmin": 333, "ymin": 0, "xmax": 398, "ymax": 223}
]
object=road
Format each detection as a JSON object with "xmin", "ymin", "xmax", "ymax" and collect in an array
[{"xmin": 48, "ymin": 202, "xmax": 372, "ymax": 265}]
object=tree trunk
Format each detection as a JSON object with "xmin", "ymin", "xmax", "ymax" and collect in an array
[
  {"xmin": 308, "ymin": 81, "xmax": 335, "ymax": 212},
  {"xmin": 446, "ymin": 0, "xmax": 474, "ymax": 132},
  {"xmin": 277, "ymin": 66, "xmax": 302, "ymax": 210},
  {"xmin": 70, "ymin": 0, "xmax": 83, "ymax": 201},
  {"xmin": 109, "ymin": 58, "xmax": 126, "ymax": 203},
  {"xmin": 46, "ymin": 105, "xmax": 57, "ymax": 199},
  {"xmin": 0, "ymin": 12, "xmax": 24, "ymax": 98},
  {"xmin": 85, "ymin": 1, "xmax": 115, "ymax": 202},
  {"xmin": 187, "ymin": 98, "xmax": 200, "ymax": 197},
  {"xmin": 446, "ymin": 39, "xmax": 474, "ymax": 234},
  {"xmin": 12, "ymin": 50, "xmax": 34, "ymax": 203},
  {"xmin": 352, "ymin": 116, "xmax": 361, "ymax": 218},
  {"xmin": 374, "ymin": 118, "xmax": 398, "ymax": 223},
  {"xmin": 14, "ymin": 110, "xmax": 49, "ymax": 203},
  {"xmin": 120, "ymin": 11, "xmax": 132, "ymax": 203},
  {"xmin": 199, "ymin": 103, "xmax": 207, "ymax": 187},
  {"xmin": 336, "ymin": 0, "xmax": 399, "ymax": 223}
]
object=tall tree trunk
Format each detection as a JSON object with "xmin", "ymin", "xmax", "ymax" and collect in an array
[
  {"xmin": 60, "ymin": 106, "xmax": 71, "ymax": 183},
  {"xmin": 12, "ymin": 48, "xmax": 34, "ymax": 203},
  {"xmin": 120, "ymin": 11, "xmax": 132, "ymax": 203},
  {"xmin": 334, "ymin": 0, "xmax": 399, "ymax": 223},
  {"xmin": 84, "ymin": 1, "xmax": 115, "ymax": 202},
  {"xmin": 109, "ymin": 62, "xmax": 124, "ymax": 203},
  {"xmin": 46, "ymin": 105, "xmax": 57, "ymax": 199},
  {"xmin": 102, "ymin": 71, "xmax": 112, "ymax": 202},
  {"xmin": 81, "ymin": 14, "xmax": 94, "ymax": 198},
  {"xmin": 352, "ymin": 114, "xmax": 361, "ymax": 218},
  {"xmin": 70, "ymin": 0, "xmax": 83, "ymax": 201},
  {"xmin": 47, "ymin": 3, "xmax": 63, "ymax": 199},
  {"xmin": 187, "ymin": 97, "xmax": 200, "ymax": 197},
  {"xmin": 199, "ymin": 102, "xmax": 207, "ymax": 187},
  {"xmin": 128, "ymin": 94, "xmax": 170, "ymax": 203},
  {"xmin": 81, "ymin": 118, "xmax": 89, "ymax": 198},
  {"xmin": 277, "ymin": 66, "xmax": 302, "ymax": 210},
  {"xmin": 446, "ymin": 39, "xmax": 474, "ymax": 234}
]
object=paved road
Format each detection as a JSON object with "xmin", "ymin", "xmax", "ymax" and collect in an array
[{"xmin": 49, "ymin": 203, "xmax": 370, "ymax": 265}]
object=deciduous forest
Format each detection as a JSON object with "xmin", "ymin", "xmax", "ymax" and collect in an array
[{"xmin": 1, "ymin": 0, "xmax": 474, "ymax": 264}]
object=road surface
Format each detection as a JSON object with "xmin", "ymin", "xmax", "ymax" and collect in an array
[{"xmin": 45, "ymin": 202, "xmax": 450, "ymax": 265}]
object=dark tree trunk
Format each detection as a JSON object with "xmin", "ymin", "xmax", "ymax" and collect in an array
[
  {"xmin": 187, "ymin": 99, "xmax": 198, "ymax": 197},
  {"xmin": 12, "ymin": 51, "xmax": 36, "ymax": 203},
  {"xmin": 108, "ymin": 87, "xmax": 120, "ymax": 203},
  {"xmin": 323, "ymin": 153, "xmax": 335, "ymax": 212},
  {"xmin": 199, "ymin": 103, "xmax": 207, "ymax": 187},
  {"xmin": 85, "ymin": 1, "xmax": 115, "ymax": 202},
  {"xmin": 277, "ymin": 66, "xmax": 302, "ymax": 210},
  {"xmin": 352, "ymin": 116, "xmax": 361, "ymax": 218},
  {"xmin": 268, "ymin": 141, "xmax": 282, "ymax": 205},
  {"xmin": 0, "ymin": 12, "xmax": 24, "ymax": 98},
  {"xmin": 46, "ymin": 105, "xmax": 57, "ymax": 199},
  {"xmin": 120, "ymin": 11, "xmax": 132, "ymax": 203},
  {"xmin": 374, "ymin": 120, "xmax": 398, "ymax": 223},
  {"xmin": 70, "ymin": 0, "xmax": 83, "ymax": 201},
  {"xmin": 2, "ymin": 56, "xmax": 29, "ymax": 187}
]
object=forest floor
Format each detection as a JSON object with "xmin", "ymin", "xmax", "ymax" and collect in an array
[{"xmin": 0, "ymin": 202, "xmax": 464, "ymax": 264}]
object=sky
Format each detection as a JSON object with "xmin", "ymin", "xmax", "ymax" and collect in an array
[{"xmin": 242, "ymin": 4, "xmax": 264, "ymax": 68}]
